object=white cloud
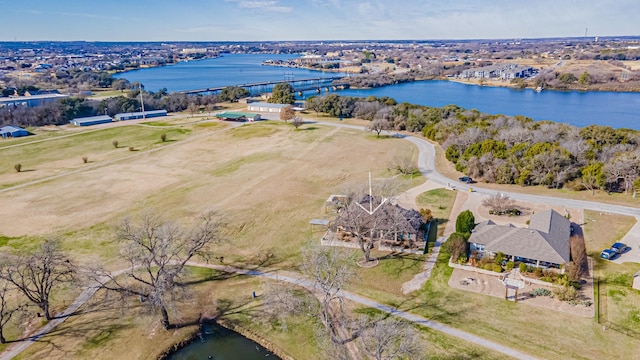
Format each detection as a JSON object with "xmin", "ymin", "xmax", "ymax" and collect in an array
[{"xmin": 227, "ymin": 0, "xmax": 293, "ymax": 12}]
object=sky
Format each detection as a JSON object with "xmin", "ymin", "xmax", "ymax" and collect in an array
[{"xmin": 1, "ymin": 0, "xmax": 638, "ymax": 42}]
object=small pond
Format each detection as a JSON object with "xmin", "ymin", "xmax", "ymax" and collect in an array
[{"xmin": 167, "ymin": 323, "xmax": 281, "ymax": 360}]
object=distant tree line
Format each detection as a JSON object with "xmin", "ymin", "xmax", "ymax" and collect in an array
[{"xmin": 305, "ymin": 94, "xmax": 640, "ymax": 194}]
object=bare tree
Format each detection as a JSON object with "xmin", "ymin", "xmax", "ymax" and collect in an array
[
  {"xmin": 366, "ymin": 118, "xmax": 390, "ymax": 138},
  {"xmin": 0, "ymin": 240, "xmax": 76, "ymax": 320},
  {"xmin": 301, "ymin": 245, "xmax": 355, "ymax": 347},
  {"xmin": 91, "ymin": 211, "xmax": 224, "ymax": 329},
  {"xmin": 261, "ymin": 281, "xmax": 306, "ymax": 331},
  {"xmin": 291, "ymin": 115, "xmax": 304, "ymax": 130},
  {"xmin": 359, "ymin": 315, "xmax": 424, "ymax": 360},
  {"xmin": 187, "ymin": 102, "xmax": 199, "ymax": 118},
  {"xmin": 604, "ymin": 152, "xmax": 640, "ymax": 194},
  {"xmin": 205, "ymin": 103, "xmax": 215, "ymax": 119},
  {"xmin": 334, "ymin": 179, "xmax": 403, "ymax": 263},
  {"xmin": 569, "ymin": 234, "xmax": 588, "ymax": 278},
  {"xmin": 0, "ymin": 281, "xmax": 27, "ymax": 343},
  {"xmin": 280, "ymin": 105, "xmax": 295, "ymax": 123},
  {"xmin": 482, "ymin": 193, "xmax": 516, "ymax": 214}
]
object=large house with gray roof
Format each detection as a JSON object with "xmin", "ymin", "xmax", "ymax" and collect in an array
[
  {"xmin": 330, "ymin": 195, "xmax": 426, "ymax": 250},
  {"xmin": 468, "ymin": 209, "xmax": 571, "ymax": 268}
]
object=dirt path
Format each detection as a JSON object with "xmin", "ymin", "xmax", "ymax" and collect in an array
[{"xmin": 0, "ymin": 263, "xmax": 539, "ymax": 360}]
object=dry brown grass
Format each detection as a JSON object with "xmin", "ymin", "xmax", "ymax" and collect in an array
[
  {"xmin": 555, "ymin": 60, "xmax": 624, "ymax": 76},
  {"xmin": 0, "ymin": 121, "xmax": 416, "ymax": 268},
  {"xmin": 621, "ymin": 61, "xmax": 640, "ymax": 71},
  {"xmin": 12, "ymin": 271, "xmax": 274, "ymax": 360}
]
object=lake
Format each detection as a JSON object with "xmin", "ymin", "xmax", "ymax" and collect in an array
[
  {"xmin": 116, "ymin": 54, "xmax": 640, "ymax": 129},
  {"xmin": 335, "ymin": 81, "xmax": 640, "ymax": 129},
  {"xmin": 114, "ymin": 53, "xmax": 346, "ymax": 93},
  {"xmin": 166, "ymin": 323, "xmax": 280, "ymax": 360}
]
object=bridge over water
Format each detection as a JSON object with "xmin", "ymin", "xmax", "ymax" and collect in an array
[{"xmin": 177, "ymin": 76, "xmax": 349, "ymax": 95}]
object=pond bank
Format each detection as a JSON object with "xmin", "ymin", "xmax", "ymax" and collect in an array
[{"xmin": 158, "ymin": 318, "xmax": 292, "ymax": 360}]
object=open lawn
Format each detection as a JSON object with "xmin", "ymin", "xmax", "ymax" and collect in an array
[
  {"xmin": 0, "ymin": 118, "xmax": 417, "ymax": 270},
  {"xmin": 0, "ymin": 125, "xmax": 193, "ymax": 188},
  {"xmin": 583, "ymin": 210, "xmax": 637, "ymax": 257},
  {"xmin": 416, "ymin": 188, "xmax": 458, "ymax": 237}
]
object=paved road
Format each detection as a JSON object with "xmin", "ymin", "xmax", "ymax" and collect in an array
[{"xmin": 402, "ymin": 136, "xmax": 640, "ymax": 217}]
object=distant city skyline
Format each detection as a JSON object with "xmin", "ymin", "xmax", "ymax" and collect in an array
[{"xmin": 1, "ymin": 0, "xmax": 638, "ymax": 42}]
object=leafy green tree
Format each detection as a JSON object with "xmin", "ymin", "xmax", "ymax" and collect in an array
[
  {"xmin": 581, "ymin": 162, "xmax": 605, "ymax": 194},
  {"xmin": 58, "ymin": 97, "xmax": 94, "ymax": 120},
  {"xmin": 269, "ymin": 83, "xmax": 296, "ymax": 104},
  {"xmin": 558, "ymin": 73, "xmax": 577, "ymax": 84},
  {"xmin": 305, "ymin": 96, "xmax": 323, "ymax": 117},
  {"xmin": 462, "ymin": 139, "xmax": 508, "ymax": 161},
  {"xmin": 219, "ymin": 86, "xmax": 249, "ymax": 102},
  {"xmin": 455, "ymin": 210, "xmax": 475, "ymax": 235},
  {"xmin": 578, "ymin": 71, "xmax": 592, "ymax": 85},
  {"xmin": 444, "ymin": 232, "xmax": 468, "ymax": 262}
]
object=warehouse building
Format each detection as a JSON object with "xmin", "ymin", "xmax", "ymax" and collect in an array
[
  {"xmin": 0, "ymin": 125, "xmax": 29, "ymax": 138},
  {"xmin": 70, "ymin": 115, "xmax": 113, "ymax": 126},
  {"xmin": 115, "ymin": 109, "xmax": 167, "ymax": 121},
  {"xmin": 247, "ymin": 102, "xmax": 290, "ymax": 113}
]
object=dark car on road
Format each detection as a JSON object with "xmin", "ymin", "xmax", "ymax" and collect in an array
[
  {"xmin": 459, "ymin": 176, "xmax": 474, "ymax": 183},
  {"xmin": 610, "ymin": 242, "xmax": 630, "ymax": 254}
]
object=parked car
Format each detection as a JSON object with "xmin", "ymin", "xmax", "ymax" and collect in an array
[
  {"xmin": 610, "ymin": 242, "xmax": 630, "ymax": 254},
  {"xmin": 459, "ymin": 176, "xmax": 474, "ymax": 183},
  {"xmin": 600, "ymin": 249, "xmax": 617, "ymax": 260}
]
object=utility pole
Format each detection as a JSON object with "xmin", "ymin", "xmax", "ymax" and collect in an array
[{"xmin": 139, "ymin": 83, "xmax": 146, "ymax": 120}]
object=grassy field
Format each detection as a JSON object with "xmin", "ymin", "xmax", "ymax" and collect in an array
[
  {"xmin": 416, "ymin": 188, "xmax": 458, "ymax": 237},
  {"xmin": 583, "ymin": 210, "xmax": 637, "ymax": 257},
  {"xmin": 0, "ymin": 119, "xmax": 431, "ymax": 358},
  {"xmin": 5, "ymin": 115, "xmax": 640, "ymax": 359},
  {"xmin": 0, "ymin": 125, "xmax": 193, "ymax": 188}
]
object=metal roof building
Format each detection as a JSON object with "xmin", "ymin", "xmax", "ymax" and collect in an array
[
  {"xmin": 0, "ymin": 93, "xmax": 69, "ymax": 108},
  {"xmin": 70, "ymin": 115, "xmax": 113, "ymax": 126},
  {"xmin": 115, "ymin": 109, "xmax": 167, "ymax": 121},
  {"xmin": 247, "ymin": 102, "xmax": 290, "ymax": 113},
  {"xmin": 216, "ymin": 112, "xmax": 261, "ymax": 122},
  {"xmin": 0, "ymin": 125, "xmax": 29, "ymax": 138}
]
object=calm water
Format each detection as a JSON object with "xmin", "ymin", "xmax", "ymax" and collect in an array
[
  {"xmin": 167, "ymin": 323, "xmax": 280, "ymax": 360},
  {"xmin": 115, "ymin": 53, "xmax": 346, "ymax": 92},
  {"xmin": 336, "ymin": 81, "xmax": 640, "ymax": 129},
  {"xmin": 116, "ymin": 54, "xmax": 640, "ymax": 129}
]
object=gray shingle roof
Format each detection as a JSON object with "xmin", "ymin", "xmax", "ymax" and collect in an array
[
  {"xmin": 332, "ymin": 195, "xmax": 423, "ymax": 235},
  {"xmin": 469, "ymin": 209, "xmax": 570, "ymax": 264}
]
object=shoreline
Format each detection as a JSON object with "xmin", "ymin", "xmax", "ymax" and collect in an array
[
  {"xmin": 113, "ymin": 54, "xmax": 221, "ymax": 76},
  {"xmin": 261, "ymin": 60, "xmax": 640, "ymax": 93}
]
